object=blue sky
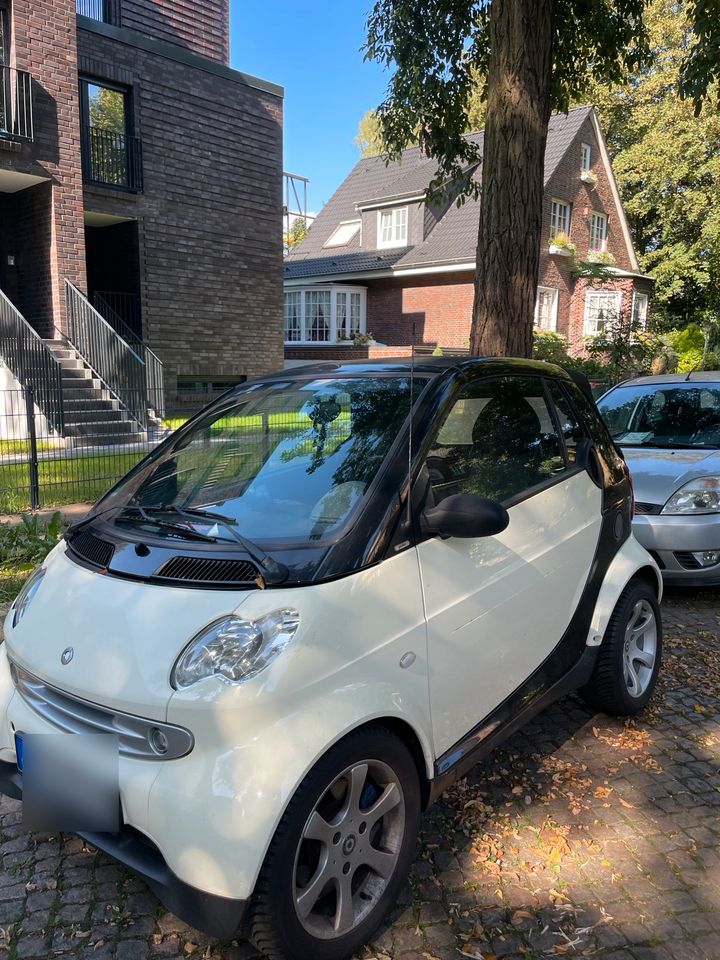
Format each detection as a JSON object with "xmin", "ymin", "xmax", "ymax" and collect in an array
[{"xmin": 230, "ymin": 0, "xmax": 389, "ymax": 214}]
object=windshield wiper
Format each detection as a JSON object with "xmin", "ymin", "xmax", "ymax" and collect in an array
[
  {"xmin": 113, "ymin": 506, "xmax": 219, "ymax": 542},
  {"xmin": 141, "ymin": 505, "xmax": 289, "ymax": 586}
]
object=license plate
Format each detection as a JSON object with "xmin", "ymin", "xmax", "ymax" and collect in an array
[{"xmin": 14, "ymin": 733, "xmax": 23, "ymax": 772}]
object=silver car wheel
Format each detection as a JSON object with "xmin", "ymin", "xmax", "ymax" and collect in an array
[
  {"xmin": 622, "ymin": 599, "xmax": 658, "ymax": 698},
  {"xmin": 293, "ymin": 759, "xmax": 405, "ymax": 940}
]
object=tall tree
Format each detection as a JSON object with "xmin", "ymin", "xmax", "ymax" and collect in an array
[
  {"xmin": 365, "ymin": 0, "xmax": 716, "ymax": 357},
  {"xmin": 587, "ymin": 0, "xmax": 720, "ymax": 327}
]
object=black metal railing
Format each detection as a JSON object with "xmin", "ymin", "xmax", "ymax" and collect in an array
[
  {"xmin": 65, "ymin": 281, "xmax": 162, "ymax": 430},
  {"xmin": 93, "ymin": 292, "xmax": 165, "ymax": 419},
  {"xmin": 94, "ymin": 291, "xmax": 142, "ymax": 338},
  {"xmin": 0, "ymin": 289, "xmax": 63, "ymax": 435},
  {"xmin": 0, "ymin": 66, "xmax": 34, "ymax": 140},
  {"xmin": 76, "ymin": 0, "xmax": 121, "ymax": 25},
  {"xmin": 81, "ymin": 125, "xmax": 143, "ymax": 191}
]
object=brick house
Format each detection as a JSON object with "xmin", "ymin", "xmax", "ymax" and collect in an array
[
  {"xmin": 0, "ymin": 0, "xmax": 283, "ymax": 441},
  {"xmin": 284, "ymin": 106, "xmax": 652, "ymax": 364}
]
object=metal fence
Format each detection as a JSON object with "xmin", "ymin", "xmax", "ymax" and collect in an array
[
  {"xmin": 0, "ymin": 387, "xmax": 174, "ymax": 513},
  {"xmin": 75, "ymin": 0, "xmax": 121, "ymax": 25},
  {"xmin": 0, "ymin": 66, "xmax": 33, "ymax": 141}
]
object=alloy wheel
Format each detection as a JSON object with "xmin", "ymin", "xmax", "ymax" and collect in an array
[
  {"xmin": 292, "ymin": 759, "xmax": 406, "ymax": 940},
  {"xmin": 622, "ymin": 598, "xmax": 657, "ymax": 698}
]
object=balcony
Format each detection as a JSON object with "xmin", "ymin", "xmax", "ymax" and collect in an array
[
  {"xmin": 0, "ymin": 66, "xmax": 33, "ymax": 141},
  {"xmin": 81, "ymin": 125, "xmax": 143, "ymax": 192},
  {"xmin": 76, "ymin": 0, "xmax": 121, "ymax": 26}
]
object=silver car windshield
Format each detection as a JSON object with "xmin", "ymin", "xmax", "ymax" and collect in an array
[
  {"xmin": 99, "ymin": 375, "xmax": 414, "ymax": 543},
  {"xmin": 598, "ymin": 383, "xmax": 720, "ymax": 448}
]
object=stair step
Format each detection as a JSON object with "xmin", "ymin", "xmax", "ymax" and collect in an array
[
  {"xmin": 61, "ymin": 367, "xmax": 95, "ymax": 381},
  {"xmin": 65, "ymin": 420, "xmax": 139, "ymax": 435},
  {"xmin": 64, "ymin": 410, "xmax": 130, "ymax": 425}
]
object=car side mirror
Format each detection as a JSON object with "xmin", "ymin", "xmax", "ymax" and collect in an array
[{"xmin": 422, "ymin": 493, "xmax": 510, "ymax": 540}]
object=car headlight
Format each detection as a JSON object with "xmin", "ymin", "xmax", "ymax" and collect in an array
[
  {"xmin": 171, "ymin": 609, "xmax": 300, "ymax": 689},
  {"xmin": 661, "ymin": 477, "xmax": 720, "ymax": 515},
  {"xmin": 10, "ymin": 567, "xmax": 46, "ymax": 630}
]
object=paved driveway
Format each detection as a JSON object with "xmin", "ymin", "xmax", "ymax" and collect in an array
[{"xmin": 0, "ymin": 587, "xmax": 718, "ymax": 960}]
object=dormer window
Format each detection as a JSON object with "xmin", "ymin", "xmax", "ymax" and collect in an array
[
  {"xmin": 378, "ymin": 207, "xmax": 408, "ymax": 249},
  {"xmin": 581, "ymin": 143, "xmax": 592, "ymax": 172},
  {"xmin": 324, "ymin": 220, "xmax": 361, "ymax": 248}
]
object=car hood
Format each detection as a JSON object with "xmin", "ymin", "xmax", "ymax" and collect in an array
[
  {"xmin": 4, "ymin": 544, "xmax": 254, "ymax": 721},
  {"xmin": 621, "ymin": 447, "xmax": 720, "ymax": 507}
]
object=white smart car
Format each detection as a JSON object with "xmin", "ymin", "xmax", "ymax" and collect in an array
[{"xmin": 0, "ymin": 358, "xmax": 661, "ymax": 960}]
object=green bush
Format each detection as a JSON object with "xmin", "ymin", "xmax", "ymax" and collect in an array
[
  {"xmin": 533, "ymin": 330, "xmax": 571, "ymax": 364},
  {"xmin": 0, "ymin": 512, "xmax": 66, "ymax": 567}
]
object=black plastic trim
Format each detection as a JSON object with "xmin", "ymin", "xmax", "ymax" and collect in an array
[{"xmin": 0, "ymin": 761, "xmax": 245, "ymax": 938}]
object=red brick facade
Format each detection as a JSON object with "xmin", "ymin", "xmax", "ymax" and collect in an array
[
  {"xmin": 285, "ymin": 111, "xmax": 653, "ymax": 364},
  {"xmin": 0, "ymin": 0, "xmax": 283, "ymax": 399},
  {"xmin": 0, "ymin": 0, "xmax": 86, "ymax": 336}
]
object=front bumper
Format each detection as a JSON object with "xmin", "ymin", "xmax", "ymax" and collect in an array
[
  {"xmin": 632, "ymin": 513, "xmax": 720, "ymax": 584},
  {"xmin": 0, "ymin": 760, "xmax": 246, "ymax": 938}
]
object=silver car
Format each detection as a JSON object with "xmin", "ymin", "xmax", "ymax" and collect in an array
[{"xmin": 598, "ymin": 373, "xmax": 720, "ymax": 585}]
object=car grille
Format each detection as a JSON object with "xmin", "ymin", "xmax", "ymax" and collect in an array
[
  {"xmin": 674, "ymin": 551, "xmax": 702, "ymax": 570},
  {"xmin": 9, "ymin": 662, "xmax": 193, "ymax": 760},
  {"xmin": 153, "ymin": 555, "xmax": 259, "ymax": 586},
  {"xmin": 66, "ymin": 530, "xmax": 115, "ymax": 569},
  {"xmin": 634, "ymin": 502, "xmax": 661, "ymax": 515}
]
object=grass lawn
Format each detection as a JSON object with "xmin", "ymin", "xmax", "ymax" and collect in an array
[
  {"xmin": 0, "ymin": 564, "xmax": 32, "ymax": 605},
  {"xmin": 0, "ymin": 450, "xmax": 146, "ymax": 513}
]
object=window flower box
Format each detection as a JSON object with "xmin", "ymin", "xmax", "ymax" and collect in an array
[
  {"xmin": 580, "ymin": 169, "xmax": 598, "ymax": 187},
  {"xmin": 548, "ymin": 233, "xmax": 576, "ymax": 257}
]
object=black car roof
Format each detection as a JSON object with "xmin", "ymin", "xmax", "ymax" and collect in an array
[{"xmin": 260, "ymin": 356, "xmax": 575, "ymax": 382}]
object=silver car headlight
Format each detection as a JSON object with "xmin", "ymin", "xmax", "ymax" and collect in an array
[
  {"xmin": 10, "ymin": 567, "xmax": 46, "ymax": 630},
  {"xmin": 171, "ymin": 609, "xmax": 300, "ymax": 689},
  {"xmin": 661, "ymin": 477, "xmax": 720, "ymax": 515}
]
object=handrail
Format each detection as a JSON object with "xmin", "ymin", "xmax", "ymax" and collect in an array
[
  {"xmin": 65, "ymin": 281, "xmax": 154, "ymax": 429},
  {"xmin": 0, "ymin": 289, "xmax": 63, "ymax": 433},
  {"xmin": 93, "ymin": 293, "xmax": 165, "ymax": 419},
  {"xmin": 0, "ymin": 66, "xmax": 34, "ymax": 140}
]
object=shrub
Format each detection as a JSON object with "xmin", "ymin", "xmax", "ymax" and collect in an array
[{"xmin": 0, "ymin": 512, "xmax": 66, "ymax": 567}]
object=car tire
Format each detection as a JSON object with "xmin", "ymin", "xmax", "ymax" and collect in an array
[
  {"xmin": 581, "ymin": 578, "xmax": 662, "ymax": 716},
  {"xmin": 247, "ymin": 725, "xmax": 422, "ymax": 960}
]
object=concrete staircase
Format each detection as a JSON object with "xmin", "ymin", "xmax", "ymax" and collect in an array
[{"xmin": 43, "ymin": 339, "xmax": 148, "ymax": 447}]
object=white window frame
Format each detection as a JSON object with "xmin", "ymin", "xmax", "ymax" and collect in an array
[
  {"xmin": 534, "ymin": 286, "xmax": 559, "ymax": 331},
  {"xmin": 589, "ymin": 211, "xmax": 608, "ymax": 252},
  {"xmin": 550, "ymin": 199, "xmax": 571, "ymax": 239},
  {"xmin": 377, "ymin": 206, "xmax": 408, "ymax": 249},
  {"xmin": 283, "ymin": 286, "xmax": 367, "ymax": 344},
  {"xmin": 632, "ymin": 291, "xmax": 649, "ymax": 329},
  {"xmin": 583, "ymin": 291, "xmax": 622, "ymax": 336},
  {"xmin": 581, "ymin": 143, "xmax": 592, "ymax": 172},
  {"xmin": 324, "ymin": 219, "xmax": 361, "ymax": 249}
]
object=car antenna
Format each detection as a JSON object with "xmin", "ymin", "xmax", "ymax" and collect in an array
[
  {"xmin": 406, "ymin": 321, "xmax": 417, "ymax": 529},
  {"xmin": 685, "ymin": 361, "xmax": 701, "ymax": 382}
]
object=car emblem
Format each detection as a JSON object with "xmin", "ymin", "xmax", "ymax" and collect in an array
[{"xmin": 60, "ymin": 647, "xmax": 74, "ymax": 665}]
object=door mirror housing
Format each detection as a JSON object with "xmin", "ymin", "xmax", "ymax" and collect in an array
[{"xmin": 422, "ymin": 494, "xmax": 510, "ymax": 540}]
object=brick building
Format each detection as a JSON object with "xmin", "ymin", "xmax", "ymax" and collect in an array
[
  {"xmin": 284, "ymin": 106, "xmax": 652, "ymax": 364},
  {"xmin": 0, "ymin": 0, "xmax": 283, "ymax": 440}
]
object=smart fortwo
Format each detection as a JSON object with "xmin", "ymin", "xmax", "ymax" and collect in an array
[{"xmin": 0, "ymin": 358, "xmax": 662, "ymax": 960}]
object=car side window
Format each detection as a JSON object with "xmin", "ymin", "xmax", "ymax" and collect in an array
[
  {"xmin": 425, "ymin": 376, "xmax": 567, "ymax": 505},
  {"xmin": 545, "ymin": 379, "xmax": 584, "ymax": 465}
]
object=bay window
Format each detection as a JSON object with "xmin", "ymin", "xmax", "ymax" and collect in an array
[
  {"xmin": 284, "ymin": 286, "xmax": 367, "ymax": 344},
  {"xmin": 584, "ymin": 291, "xmax": 622, "ymax": 336}
]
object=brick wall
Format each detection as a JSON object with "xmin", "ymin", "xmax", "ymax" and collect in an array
[
  {"xmin": 368, "ymin": 274, "xmax": 475, "ymax": 348},
  {"xmin": 77, "ymin": 26, "xmax": 284, "ymax": 395},
  {"xmin": 119, "ymin": 0, "xmax": 229, "ymax": 64},
  {"xmin": 3, "ymin": 0, "xmax": 87, "ymax": 335}
]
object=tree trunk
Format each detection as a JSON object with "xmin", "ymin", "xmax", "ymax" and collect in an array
[{"xmin": 470, "ymin": 0, "xmax": 555, "ymax": 358}]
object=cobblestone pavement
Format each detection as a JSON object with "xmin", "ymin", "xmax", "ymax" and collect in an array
[{"xmin": 0, "ymin": 588, "xmax": 718, "ymax": 960}]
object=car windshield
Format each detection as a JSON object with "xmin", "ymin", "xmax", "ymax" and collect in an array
[
  {"xmin": 598, "ymin": 383, "xmax": 720, "ymax": 449},
  {"xmin": 99, "ymin": 375, "xmax": 415, "ymax": 543}
]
